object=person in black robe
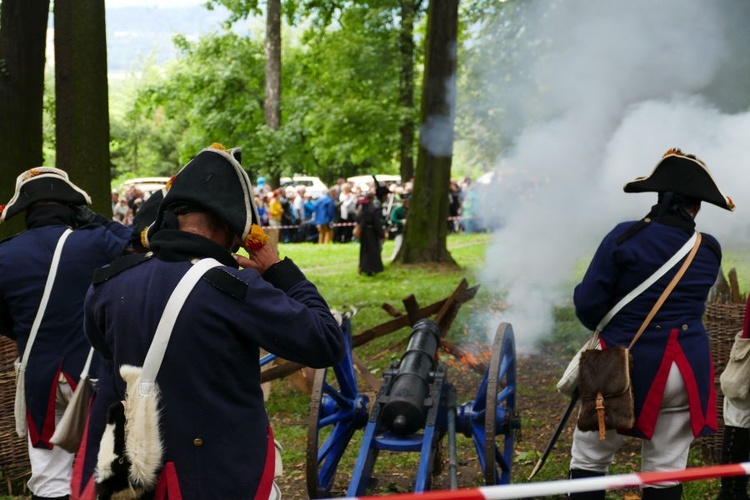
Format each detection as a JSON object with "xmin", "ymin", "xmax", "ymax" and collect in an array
[{"xmin": 356, "ymin": 191, "xmax": 386, "ymax": 276}]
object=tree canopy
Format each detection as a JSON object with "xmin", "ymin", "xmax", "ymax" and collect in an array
[{"xmin": 111, "ymin": 3, "xmax": 426, "ymax": 186}]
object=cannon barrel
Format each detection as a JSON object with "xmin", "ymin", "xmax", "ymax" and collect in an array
[{"xmin": 380, "ymin": 318, "xmax": 441, "ymax": 435}]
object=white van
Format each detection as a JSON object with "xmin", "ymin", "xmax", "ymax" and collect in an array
[{"xmin": 280, "ymin": 175, "xmax": 328, "ymax": 198}]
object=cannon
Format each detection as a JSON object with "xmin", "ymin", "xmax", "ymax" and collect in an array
[
  {"xmin": 380, "ymin": 319, "xmax": 441, "ymax": 436},
  {"xmin": 305, "ymin": 314, "xmax": 521, "ymax": 497}
]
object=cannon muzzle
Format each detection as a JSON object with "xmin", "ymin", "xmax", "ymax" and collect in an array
[{"xmin": 381, "ymin": 319, "xmax": 441, "ymax": 435}]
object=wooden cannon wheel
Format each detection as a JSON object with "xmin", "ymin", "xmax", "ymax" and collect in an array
[
  {"xmin": 305, "ymin": 347, "xmax": 369, "ymax": 498},
  {"xmin": 485, "ymin": 322, "xmax": 518, "ymax": 484},
  {"xmin": 467, "ymin": 322, "xmax": 518, "ymax": 486}
]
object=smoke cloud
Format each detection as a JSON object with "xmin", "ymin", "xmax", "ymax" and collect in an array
[{"xmin": 469, "ymin": 0, "xmax": 750, "ymax": 351}]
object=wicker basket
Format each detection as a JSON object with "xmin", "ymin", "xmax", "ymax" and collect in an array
[
  {"xmin": 0, "ymin": 336, "xmax": 30, "ymax": 491},
  {"xmin": 696, "ymin": 302, "xmax": 746, "ymax": 462}
]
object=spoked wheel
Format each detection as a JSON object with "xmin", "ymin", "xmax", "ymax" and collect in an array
[
  {"xmin": 469, "ymin": 322, "xmax": 518, "ymax": 485},
  {"xmin": 306, "ymin": 344, "xmax": 369, "ymax": 498}
]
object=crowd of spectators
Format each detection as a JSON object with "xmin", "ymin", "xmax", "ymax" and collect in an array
[
  {"xmin": 110, "ymin": 173, "xmax": 482, "ymax": 241},
  {"xmin": 110, "ymin": 184, "xmax": 149, "ymax": 226}
]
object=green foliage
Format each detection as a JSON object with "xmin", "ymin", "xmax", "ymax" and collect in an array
[
  {"xmin": 289, "ymin": 6, "xmax": 404, "ymax": 175},
  {"xmin": 718, "ymin": 252, "xmax": 750, "ymax": 297},
  {"xmin": 110, "ymin": 52, "xmax": 182, "ymax": 180},
  {"xmin": 455, "ymin": 0, "xmax": 545, "ymax": 172},
  {"xmin": 206, "ymin": 0, "xmax": 262, "ymax": 24},
  {"xmin": 125, "ymin": 31, "xmax": 266, "ymax": 170},
  {"xmin": 108, "ymin": 2, "xmax": 421, "ymax": 184},
  {"xmin": 42, "ymin": 72, "xmax": 56, "ymax": 166}
]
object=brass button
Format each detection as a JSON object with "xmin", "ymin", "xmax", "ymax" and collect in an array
[
  {"xmin": 682, "ymin": 324, "xmax": 688, "ymax": 331},
  {"xmin": 654, "ymin": 325, "xmax": 662, "ymax": 331},
  {"xmin": 193, "ymin": 438, "xmax": 203, "ymax": 447}
]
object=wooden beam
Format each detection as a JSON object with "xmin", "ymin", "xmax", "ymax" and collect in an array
[{"xmin": 260, "ymin": 282, "xmax": 479, "ymax": 383}]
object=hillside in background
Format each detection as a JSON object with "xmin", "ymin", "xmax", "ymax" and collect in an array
[
  {"xmin": 108, "ymin": 4, "xmax": 242, "ymax": 73},
  {"xmin": 48, "ymin": 4, "xmax": 246, "ymax": 75}
]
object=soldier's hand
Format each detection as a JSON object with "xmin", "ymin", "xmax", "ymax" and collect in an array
[
  {"xmin": 235, "ymin": 243, "xmax": 280, "ymax": 275},
  {"xmin": 75, "ymin": 205, "xmax": 110, "ymax": 226}
]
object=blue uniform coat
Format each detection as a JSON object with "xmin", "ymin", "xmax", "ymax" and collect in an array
[
  {"xmin": 574, "ymin": 211, "xmax": 719, "ymax": 440},
  {"xmin": 79, "ymin": 231, "xmax": 345, "ymax": 498},
  {"xmin": 0, "ymin": 221, "xmax": 131, "ymax": 447}
]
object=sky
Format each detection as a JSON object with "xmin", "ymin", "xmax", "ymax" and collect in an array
[{"xmin": 469, "ymin": 0, "xmax": 750, "ymax": 353}]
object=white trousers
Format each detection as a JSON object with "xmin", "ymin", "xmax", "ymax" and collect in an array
[
  {"xmin": 26, "ymin": 378, "xmax": 75, "ymax": 497},
  {"xmin": 570, "ymin": 362, "xmax": 693, "ymax": 488}
]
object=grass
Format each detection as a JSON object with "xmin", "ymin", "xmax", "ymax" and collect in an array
[
  {"xmin": 267, "ymin": 233, "xmax": 498, "ymax": 498},
  {"xmin": 4, "ymin": 232, "xmax": 746, "ymax": 498},
  {"xmin": 264, "ymin": 234, "xmax": 749, "ymax": 498}
]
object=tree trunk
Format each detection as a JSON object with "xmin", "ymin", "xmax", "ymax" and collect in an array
[
  {"xmin": 264, "ymin": 0, "xmax": 281, "ymax": 131},
  {"xmin": 395, "ymin": 0, "xmax": 459, "ymax": 266},
  {"xmin": 398, "ymin": 0, "xmax": 417, "ymax": 183},
  {"xmin": 54, "ymin": 0, "xmax": 111, "ymax": 216},
  {"xmin": 0, "ymin": 0, "xmax": 50, "ymax": 237}
]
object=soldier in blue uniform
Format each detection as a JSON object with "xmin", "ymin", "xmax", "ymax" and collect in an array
[
  {"xmin": 75, "ymin": 144, "xmax": 345, "ymax": 499},
  {"xmin": 0, "ymin": 167, "xmax": 131, "ymax": 499},
  {"xmin": 568, "ymin": 149, "xmax": 734, "ymax": 499}
]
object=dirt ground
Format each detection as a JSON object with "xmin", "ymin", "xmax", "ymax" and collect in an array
[{"xmin": 275, "ymin": 350, "xmax": 649, "ymax": 499}]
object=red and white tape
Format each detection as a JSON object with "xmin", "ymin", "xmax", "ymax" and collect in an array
[
  {"xmin": 262, "ymin": 216, "xmax": 470, "ymax": 231},
  {"xmin": 334, "ymin": 462, "xmax": 750, "ymax": 499}
]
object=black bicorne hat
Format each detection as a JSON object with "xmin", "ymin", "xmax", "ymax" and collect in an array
[
  {"xmin": 1, "ymin": 167, "xmax": 91, "ymax": 223},
  {"xmin": 131, "ymin": 188, "xmax": 165, "ymax": 249},
  {"xmin": 143, "ymin": 144, "xmax": 259, "ymax": 247},
  {"xmin": 372, "ymin": 175, "xmax": 390, "ymax": 200},
  {"xmin": 623, "ymin": 148, "xmax": 734, "ymax": 211}
]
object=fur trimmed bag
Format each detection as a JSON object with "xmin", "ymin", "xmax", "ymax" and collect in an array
[
  {"xmin": 95, "ymin": 365, "xmax": 164, "ymax": 499},
  {"xmin": 94, "ymin": 258, "xmax": 221, "ymax": 499},
  {"xmin": 576, "ymin": 346, "xmax": 634, "ymax": 437}
]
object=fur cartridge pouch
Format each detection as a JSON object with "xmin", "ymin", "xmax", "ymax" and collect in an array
[
  {"xmin": 95, "ymin": 365, "xmax": 164, "ymax": 499},
  {"xmin": 577, "ymin": 346, "xmax": 635, "ymax": 438}
]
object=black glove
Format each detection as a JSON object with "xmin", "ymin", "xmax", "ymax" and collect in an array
[{"xmin": 75, "ymin": 205, "xmax": 111, "ymax": 227}]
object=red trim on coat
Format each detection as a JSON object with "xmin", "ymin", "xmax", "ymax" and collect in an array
[
  {"xmin": 701, "ymin": 357, "xmax": 718, "ymax": 435},
  {"xmin": 635, "ymin": 332, "xmax": 676, "ymax": 439},
  {"xmin": 255, "ymin": 426, "xmax": 276, "ymax": 499},
  {"xmin": 29, "ymin": 367, "xmax": 67, "ymax": 448},
  {"xmin": 154, "ymin": 462, "xmax": 182, "ymax": 500},
  {"xmin": 634, "ymin": 328, "xmax": 716, "ymax": 439},
  {"xmin": 743, "ymin": 298, "xmax": 750, "ymax": 339},
  {"xmin": 673, "ymin": 348, "xmax": 709, "ymax": 437},
  {"xmin": 70, "ymin": 401, "xmax": 95, "ymax": 500}
]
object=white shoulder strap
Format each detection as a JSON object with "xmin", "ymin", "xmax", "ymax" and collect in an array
[
  {"xmin": 80, "ymin": 347, "xmax": 95, "ymax": 379},
  {"xmin": 139, "ymin": 258, "xmax": 222, "ymax": 396},
  {"xmin": 592, "ymin": 231, "xmax": 698, "ymax": 337},
  {"xmin": 19, "ymin": 228, "xmax": 73, "ymax": 371}
]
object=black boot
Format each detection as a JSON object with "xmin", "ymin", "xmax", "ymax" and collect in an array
[
  {"xmin": 642, "ymin": 484, "xmax": 682, "ymax": 499},
  {"xmin": 568, "ymin": 469, "xmax": 606, "ymax": 500},
  {"xmin": 717, "ymin": 426, "xmax": 750, "ymax": 500}
]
